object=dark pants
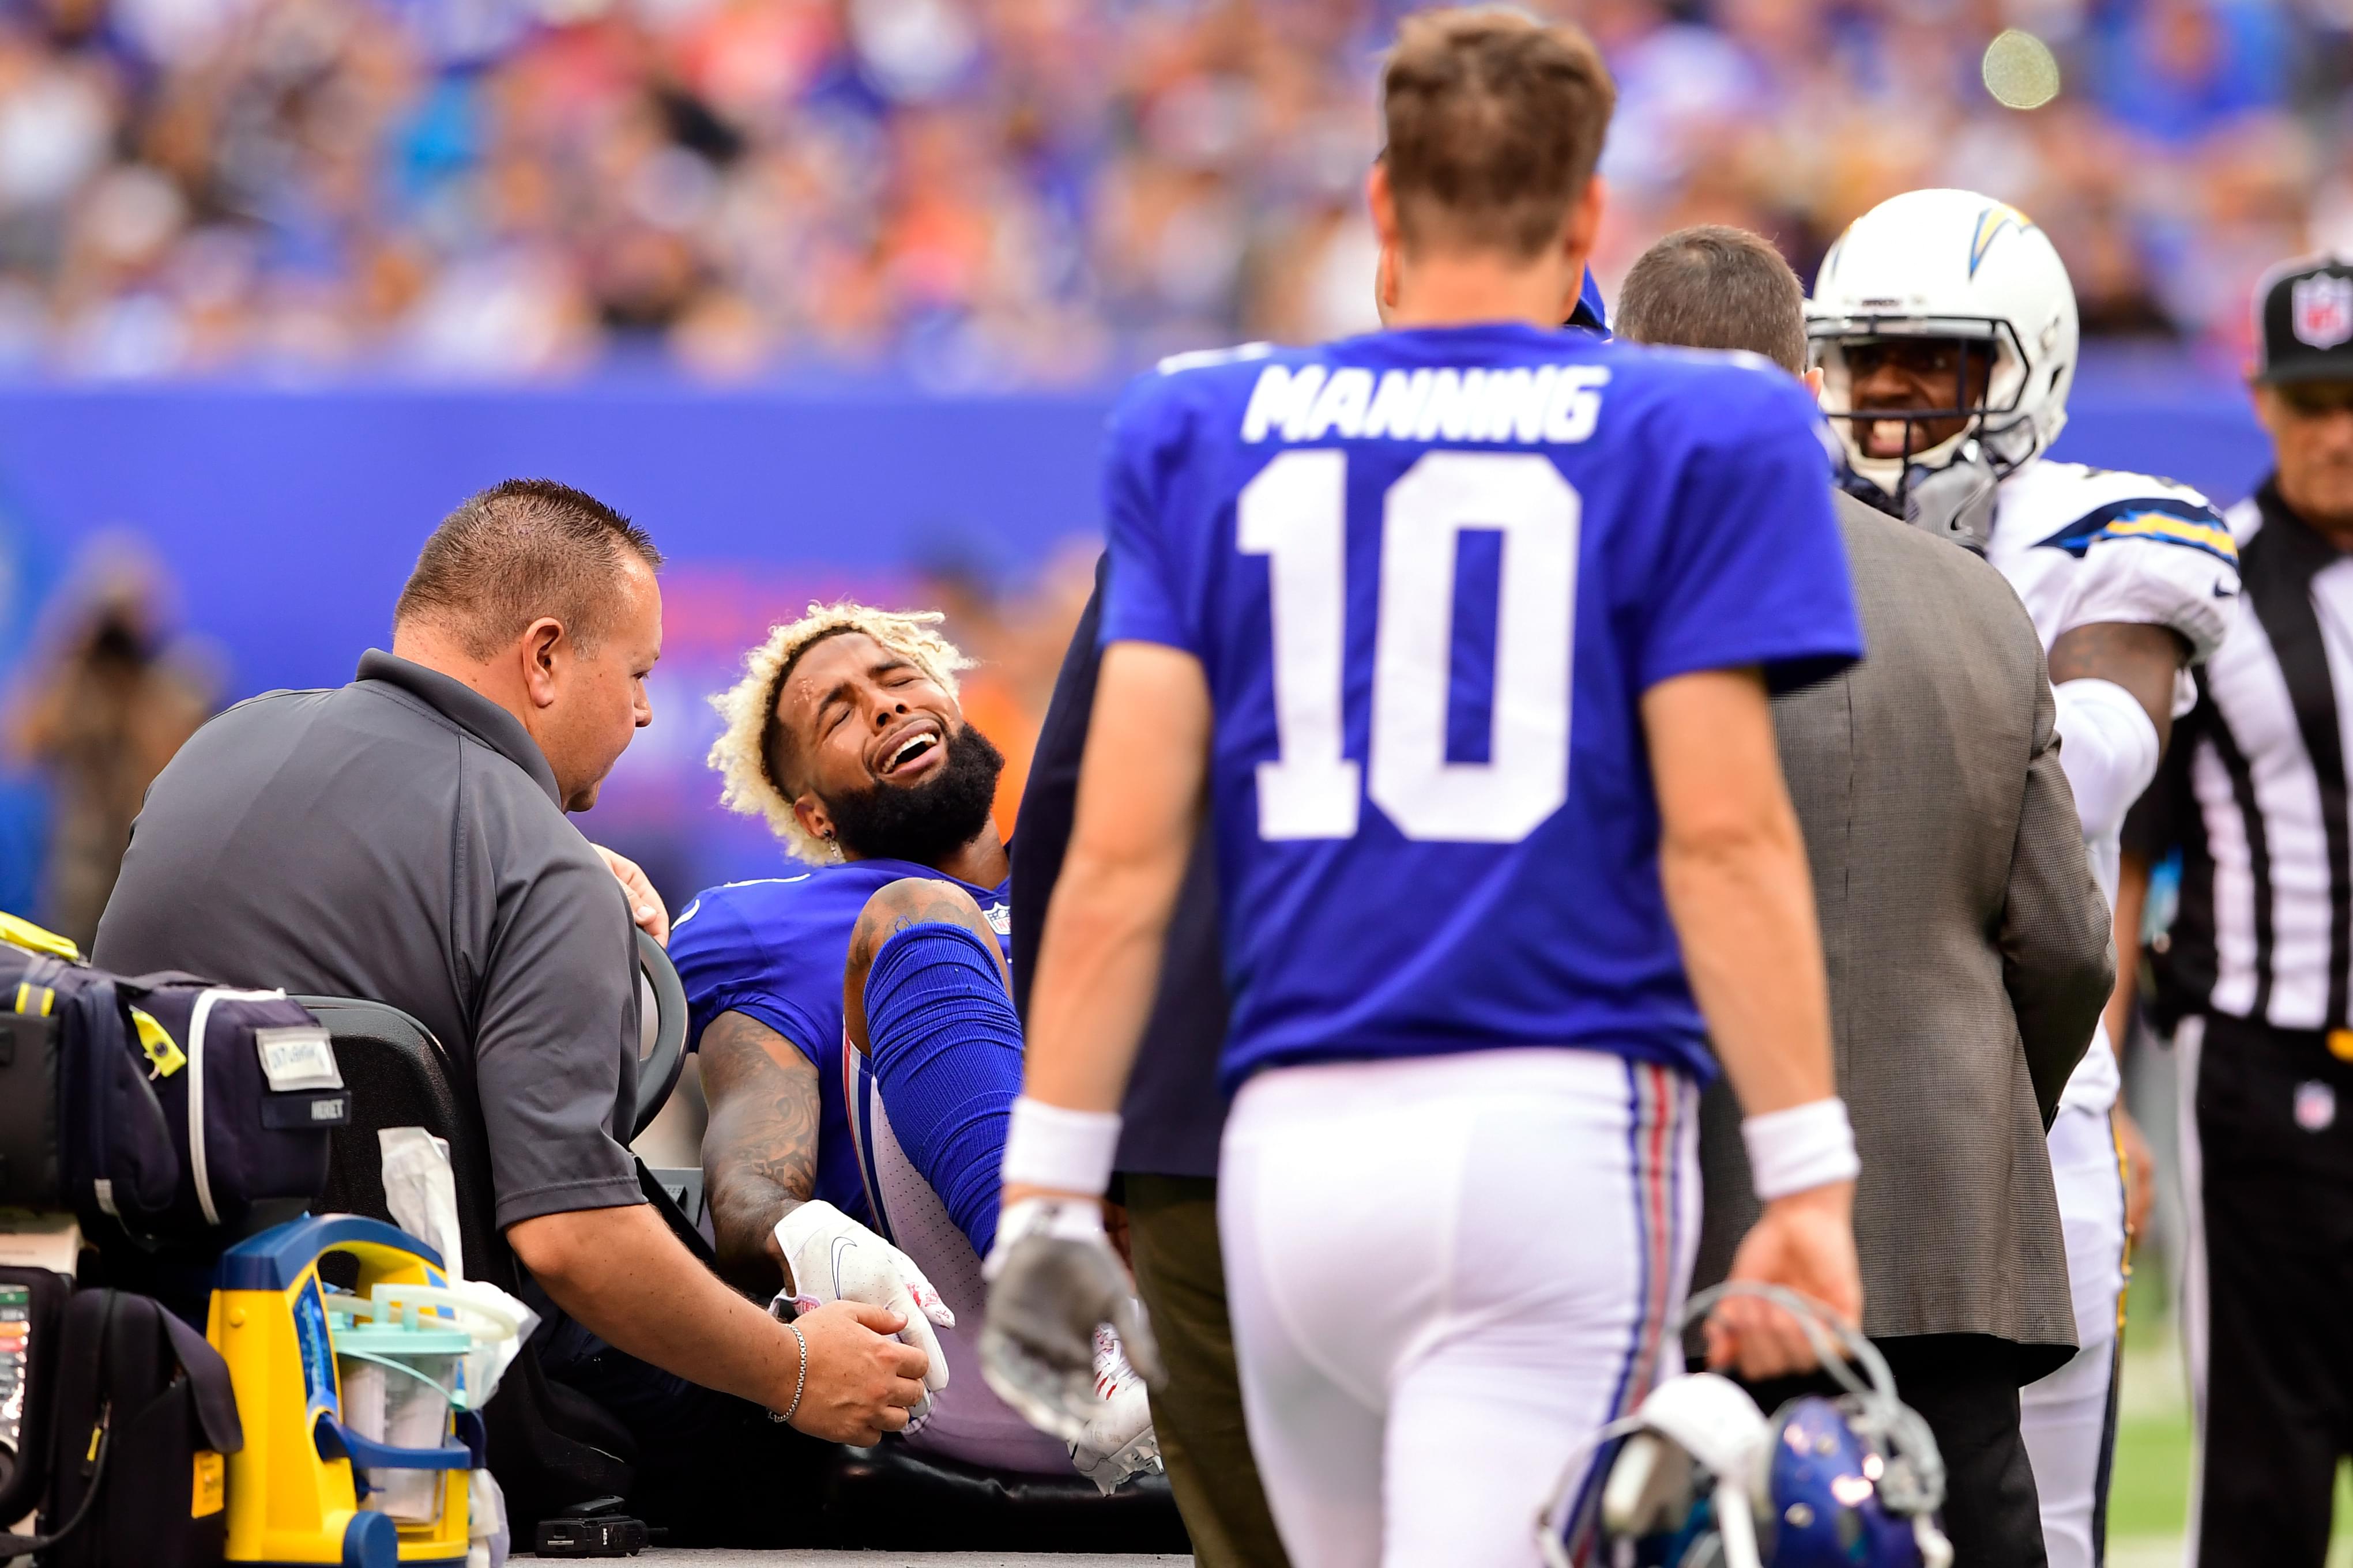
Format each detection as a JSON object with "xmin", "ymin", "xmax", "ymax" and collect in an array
[
  {"xmin": 1124, "ymin": 1173, "xmax": 1291, "ymax": 1568},
  {"xmin": 1742, "ymin": 1334, "xmax": 2047, "ymax": 1567},
  {"xmin": 2191, "ymin": 1013, "xmax": 2353, "ymax": 1567},
  {"xmin": 542, "ymin": 1317, "xmax": 830, "ymax": 1546}
]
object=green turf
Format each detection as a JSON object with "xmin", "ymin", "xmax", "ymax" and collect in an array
[
  {"xmin": 2104, "ymin": 1264, "xmax": 2353, "ymax": 1554},
  {"xmin": 2109, "ymin": 1409, "xmax": 2194, "ymax": 1539}
]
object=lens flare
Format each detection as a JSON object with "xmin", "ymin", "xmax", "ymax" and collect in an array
[{"xmin": 1983, "ymin": 30, "xmax": 2061, "ymax": 110}]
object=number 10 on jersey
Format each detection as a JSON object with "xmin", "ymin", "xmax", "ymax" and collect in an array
[{"xmin": 1238, "ymin": 448, "xmax": 1579, "ymax": 846}]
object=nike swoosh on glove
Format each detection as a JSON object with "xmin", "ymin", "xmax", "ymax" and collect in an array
[
  {"xmin": 772, "ymin": 1201, "xmax": 956, "ymax": 1419},
  {"xmin": 980, "ymin": 1196, "xmax": 1164, "ymax": 1444}
]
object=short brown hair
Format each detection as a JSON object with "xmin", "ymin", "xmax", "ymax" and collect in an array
[
  {"xmin": 393, "ymin": 478, "xmax": 662, "ymax": 658},
  {"xmin": 1381, "ymin": 9, "xmax": 1616, "ymax": 260},
  {"xmin": 1614, "ymin": 225, "xmax": 1808, "ymax": 375}
]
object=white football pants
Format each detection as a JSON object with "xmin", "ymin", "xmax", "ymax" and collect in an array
[
  {"xmin": 1219, "ymin": 1047, "xmax": 1700, "ymax": 1568},
  {"xmin": 846, "ymin": 1049, "xmax": 1072, "ymax": 1475},
  {"xmin": 2019, "ymin": 1102, "xmax": 2128, "ymax": 1568}
]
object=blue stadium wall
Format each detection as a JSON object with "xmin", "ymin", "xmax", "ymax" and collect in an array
[{"xmin": 0, "ymin": 352, "xmax": 2279, "ymax": 906}]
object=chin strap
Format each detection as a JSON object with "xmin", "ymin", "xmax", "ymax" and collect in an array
[
  {"xmin": 1839, "ymin": 443, "xmax": 2002, "ymax": 556},
  {"xmin": 1899, "ymin": 447, "xmax": 2002, "ymax": 554}
]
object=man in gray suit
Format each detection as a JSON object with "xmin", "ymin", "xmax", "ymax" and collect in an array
[{"xmin": 1616, "ymin": 227, "xmax": 2114, "ymax": 1567}]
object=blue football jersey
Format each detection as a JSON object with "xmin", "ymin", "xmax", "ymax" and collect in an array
[
  {"xmin": 1100, "ymin": 323, "xmax": 1861, "ymax": 1090},
  {"xmin": 669, "ymin": 861, "xmax": 1013, "ymax": 1227}
]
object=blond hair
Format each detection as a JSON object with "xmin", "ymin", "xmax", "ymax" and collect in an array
[{"xmin": 708, "ymin": 601, "xmax": 974, "ymax": 864}]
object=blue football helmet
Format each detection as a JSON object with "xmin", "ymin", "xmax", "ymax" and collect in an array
[{"xmin": 1539, "ymin": 1284, "xmax": 1953, "ymax": 1568}]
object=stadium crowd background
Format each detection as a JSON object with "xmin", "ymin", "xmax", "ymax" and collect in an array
[
  {"xmin": 0, "ymin": 1, "xmax": 2332, "ymax": 1550},
  {"xmin": 0, "ymin": 0, "xmax": 2339, "ymax": 386}
]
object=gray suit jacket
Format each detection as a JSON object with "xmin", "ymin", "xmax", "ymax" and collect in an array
[{"xmin": 1693, "ymin": 492, "xmax": 2111, "ymax": 1369}]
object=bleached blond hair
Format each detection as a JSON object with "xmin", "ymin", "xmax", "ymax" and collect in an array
[{"xmin": 709, "ymin": 601, "xmax": 975, "ymax": 865}]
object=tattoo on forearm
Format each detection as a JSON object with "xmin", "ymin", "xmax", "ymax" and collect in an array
[{"xmin": 699, "ymin": 1009, "xmax": 821, "ymax": 1298}]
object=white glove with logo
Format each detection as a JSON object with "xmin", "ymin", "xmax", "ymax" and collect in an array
[
  {"xmin": 771, "ymin": 1201, "xmax": 956, "ymax": 1422},
  {"xmin": 1069, "ymin": 1324, "xmax": 1162, "ymax": 1495}
]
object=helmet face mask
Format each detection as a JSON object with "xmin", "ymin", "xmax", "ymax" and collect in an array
[
  {"xmin": 1812, "ymin": 316, "xmax": 2029, "ymax": 472},
  {"xmin": 1807, "ymin": 188, "xmax": 2080, "ymax": 514},
  {"xmin": 1542, "ymin": 1286, "xmax": 1955, "ymax": 1568}
]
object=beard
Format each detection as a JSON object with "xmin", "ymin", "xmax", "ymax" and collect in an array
[{"xmin": 825, "ymin": 723, "xmax": 1006, "ymax": 866}]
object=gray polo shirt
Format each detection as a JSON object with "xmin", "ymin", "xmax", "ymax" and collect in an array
[{"xmin": 94, "ymin": 649, "xmax": 643, "ymax": 1230}]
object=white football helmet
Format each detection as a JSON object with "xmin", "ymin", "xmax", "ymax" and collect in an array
[{"xmin": 1809, "ymin": 188, "xmax": 2079, "ymax": 507}]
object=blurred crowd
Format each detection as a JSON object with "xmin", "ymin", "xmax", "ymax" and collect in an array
[{"xmin": 0, "ymin": 0, "xmax": 2342, "ymax": 384}]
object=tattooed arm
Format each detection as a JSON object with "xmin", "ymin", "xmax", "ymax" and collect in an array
[
  {"xmin": 699, "ymin": 1008, "xmax": 822, "ymax": 1300},
  {"xmin": 842, "ymin": 877, "xmax": 1011, "ymax": 1056},
  {"xmin": 2046, "ymin": 620, "xmax": 2190, "ymax": 748}
]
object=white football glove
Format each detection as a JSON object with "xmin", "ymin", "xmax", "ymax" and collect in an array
[
  {"xmin": 980, "ymin": 1196, "xmax": 1164, "ymax": 1444},
  {"xmin": 771, "ymin": 1201, "xmax": 955, "ymax": 1422},
  {"xmin": 1069, "ymin": 1323, "xmax": 1162, "ymax": 1495}
]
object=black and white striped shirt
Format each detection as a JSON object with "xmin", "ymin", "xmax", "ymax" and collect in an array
[{"xmin": 2135, "ymin": 479, "xmax": 2353, "ymax": 1032}]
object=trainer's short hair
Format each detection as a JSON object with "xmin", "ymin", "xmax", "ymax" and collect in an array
[
  {"xmin": 1382, "ymin": 9, "xmax": 1616, "ymax": 261},
  {"xmin": 393, "ymin": 479, "xmax": 662, "ymax": 659},
  {"xmin": 707, "ymin": 602, "xmax": 973, "ymax": 864},
  {"xmin": 1614, "ymin": 226, "xmax": 1809, "ymax": 375}
]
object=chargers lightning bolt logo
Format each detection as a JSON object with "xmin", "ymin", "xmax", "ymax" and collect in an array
[{"xmin": 1968, "ymin": 204, "xmax": 2035, "ymax": 278}]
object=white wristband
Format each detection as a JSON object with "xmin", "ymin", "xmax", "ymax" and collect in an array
[
  {"xmin": 1000, "ymin": 1095, "xmax": 1122, "ymax": 1197},
  {"xmin": 1742, "ymin": 1097, "xmax": 1860, "ymax": 1201}
]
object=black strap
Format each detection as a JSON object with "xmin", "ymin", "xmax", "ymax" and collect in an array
[
  {"xmin": 2200, "ymin": 673, "xmax": 2277, "ymax": 1020},
  {"xmin": 0, "ymin": 1290, "xmax": 121, "ymax": 1556},
  {"xmin": 2242, "ymin": 485, "xmax": 2353, "ymax": 1027},
  {"xmin": 159, "ymin": 1308, "xmax": 243, "ymax": 1454},
  {"xmin": 0, "ymin": 1423, "xmax": 110, "ymax": 1555}
]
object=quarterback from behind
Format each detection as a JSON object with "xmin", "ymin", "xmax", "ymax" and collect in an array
[{"xmin": 983, "ymin": 12, "xmax": 1868, "ymax": 1568}]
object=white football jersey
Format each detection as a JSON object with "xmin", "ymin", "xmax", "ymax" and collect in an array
[{"xmin": 1983, "ymin": 458, "xmax": 2242, "ymax": 1113}]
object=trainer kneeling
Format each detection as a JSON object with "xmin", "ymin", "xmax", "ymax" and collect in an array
[{"xmin": 94, "ymin": 481, "xmax": 928, "ymax": 1464}]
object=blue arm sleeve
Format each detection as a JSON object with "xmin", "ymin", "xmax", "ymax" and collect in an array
[{"xmin": 861, "ymin": 922, "xmax": 1026, "ymax": 1256}]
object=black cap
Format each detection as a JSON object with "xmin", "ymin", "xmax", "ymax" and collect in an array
[{"xmin": 2255, "ymin": 255, "xmax": 2353, "ymax": 386}]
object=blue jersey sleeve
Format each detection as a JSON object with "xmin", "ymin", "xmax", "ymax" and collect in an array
[
  {"xmin": 1098, "ymin": 372, "xmax": 1198, "ymax": 655},
  {"xmin": 669, "ymin": 892, "xmax": 832, "ymax": 1069},
  {"xmin": 1637, "ymin": 374, "xmax": 1862, "ymax": 693}
]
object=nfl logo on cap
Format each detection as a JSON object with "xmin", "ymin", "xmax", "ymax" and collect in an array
[
  {"xmin": 2257, "ymin": 257, "xmax": 2353, "ymax": 385},
  {"xmin": 2293, "ymin": 273, "xmax": 2353, "ymax": 350}
]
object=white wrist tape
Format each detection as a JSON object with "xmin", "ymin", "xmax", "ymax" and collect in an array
[
  {"xmin": 1000, "ymin": 1095, "xmax": 1122, "ymax": 1197},
  {"xmin": 2051, "ymin": 677, "xmax": 2161, "ymax": 844},
  {"xmin": 1742, "ymin": 1098, "xmax": 1860, "ymax": 1200}
]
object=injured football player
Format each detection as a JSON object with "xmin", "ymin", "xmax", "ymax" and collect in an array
[{"xmin": 668, "ymin": 601, "xmax": 1158, "ymax": 1491}]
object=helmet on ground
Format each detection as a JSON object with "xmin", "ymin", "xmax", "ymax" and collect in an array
[
  {"xmin": 1809, "ymin": 188, "xmax": 2078, "ymax": 514},
  {"xmin": 1540, "ymin": 1285, "xmax": 1953, "ymax": 1568}
]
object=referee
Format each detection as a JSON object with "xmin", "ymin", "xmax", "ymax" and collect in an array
[{"xmin": 2124, "ymin": 255, "xmax": 2353, "ymax": 1565}]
